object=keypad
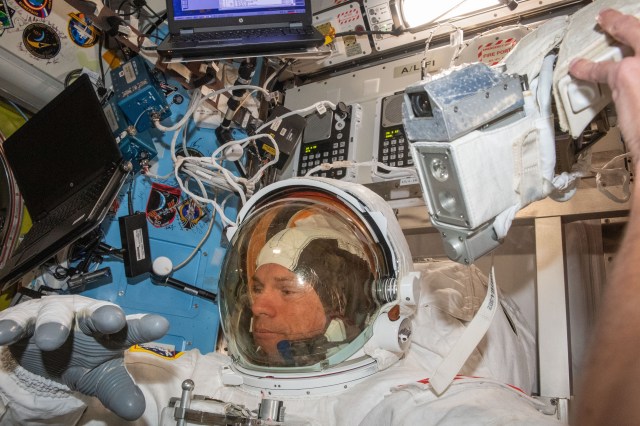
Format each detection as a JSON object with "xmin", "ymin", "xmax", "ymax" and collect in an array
[{"xmin": 377, "ymin": 124, "xmax": 413, "ymax": 171}]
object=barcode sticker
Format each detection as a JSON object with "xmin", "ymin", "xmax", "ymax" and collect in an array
[{"xmin": 133, "ymin": 228, "xmax": 146, "ymax": 261}]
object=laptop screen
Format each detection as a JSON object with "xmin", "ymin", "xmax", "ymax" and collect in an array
[
  {"xmin": 3, "ymin": 75, "xmax": 122, "ymax": 221},
  {"xmin": 170, "ymin": 0, "xmax": 309, "ymax": 28}
]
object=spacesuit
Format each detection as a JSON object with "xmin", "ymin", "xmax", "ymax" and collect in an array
[{"xmin": 0, "ymin": 178, "xmax": 560, "ymax": 425}]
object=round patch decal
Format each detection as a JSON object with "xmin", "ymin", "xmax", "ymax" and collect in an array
[
  {"xmin": 177, "ymin": 198, "xmax": 207, "ymax": 230},
  {"xmin": 16, "ymin": 0, "xmax": 51, "ymax": 18},
  {"xmin": 68, "ymin": 12, "xmax": 99, "ymax": 47},
  {"xmin": 0, "ymin": 2, "xmax": 13, "ymax": 29},
  {"xmin": 22, "ymin": 23, "xmax": 60, "ymax": 59},
  {"xmin": 146, "ymin": 183, "xmax": 181, "ymax": 228}
]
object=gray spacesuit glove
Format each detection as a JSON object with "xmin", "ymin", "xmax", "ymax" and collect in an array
[{"xmin": 0, "ymin": 295, "xmax": 169, "ymax": 421}]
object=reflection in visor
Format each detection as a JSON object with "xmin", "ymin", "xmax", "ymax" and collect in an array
[{"xmin": 219, "ymin": 193, "xmax": 388, "ymax": 371}]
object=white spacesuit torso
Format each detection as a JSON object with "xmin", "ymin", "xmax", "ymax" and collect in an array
[{"xmin": 0, "ymin": 261, "xmax": 560, "ymax": 425}]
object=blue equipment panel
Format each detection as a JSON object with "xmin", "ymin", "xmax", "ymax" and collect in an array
[
  {"xmin": 81, "ymin": 82, "xmax": 238, "ymax": 354},
  {"xmin": 111, "ymin": 55, "xmax": 171, "ymax": 132}
]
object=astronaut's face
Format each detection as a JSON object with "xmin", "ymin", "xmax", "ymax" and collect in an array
[{"xmin": 249, "ymin": 263, "xmax": 327, "ymax": 361}]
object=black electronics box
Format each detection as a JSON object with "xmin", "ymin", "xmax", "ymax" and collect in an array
[
  {"xmin": 119, "ymin": 212, "xmax": 152, "ymax": 277},
  {"xmin": 259, "ymin": 106, "xmax": 306, "ymax": 170}
]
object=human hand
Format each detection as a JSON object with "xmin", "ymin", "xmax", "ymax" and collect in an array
[
  {"xmin": 0, "ymin": 295, "xmax": 169, "ymax": 421},
  {"xmin": 569, "ymin": 9, "xmax": 640, "ymax": 164}
]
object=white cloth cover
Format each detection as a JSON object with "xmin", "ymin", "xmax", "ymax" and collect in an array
[
  {"xmin": 552, "ymin": 0, "xmax": 640, "ymax": 138},
  {"xmin": 0, "ymin": 261, "xmax": 560, "ymax": 425}
]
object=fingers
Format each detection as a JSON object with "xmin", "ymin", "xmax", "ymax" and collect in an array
[
  {"xmin": 65, "ymin": 359, "xmax": 146, "ymax": 421},
  {"xmin": 34, "ymin": 322, "xmax": 71, "ymax": 351},
  {"xmin": 75, "ymin": 307, "xmax": 166, "ymax": 350},
  {"xmin": 34, "ymin": 295, "xmax": 120, "ymax": 350},
  {"xmin": 123, "ymin": 314, "xmax": 170, "ymax": 347},
  {"xmin": 569, "ymin": 9, "xmax": 640, "ymax": 84},
  {"xmin": 89, "ymin": 313, "xmax": 170, "ymax": 350},
  {"xmin": 569, "ymin": 58, "xmax": 618, "ymax": 84},
  {"xmin": 0, "ymin": 295, "xmax": 128, "ymax": 350},
  {"xmin": 596, "ymin": 9, "xmax": 640, "ymax": 55},
  {"xmin": 77, "ymin": 305, "xmax": 126, "ymax": 336},
  {"xmin": 0, "ymin": 299, "xmax": 42, "ymax": 345}
]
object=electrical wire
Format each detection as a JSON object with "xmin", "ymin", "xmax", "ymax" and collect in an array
[
  {"xmin": 304, "ymin": 159, "xmax": 417, "ymax": 180},
  {"xmin": 593, "ymin": 152, "xmax": 632, "ymax": 203},
  {"xmin": 133, "ymin": 107, "xmax": 154, "ymax": 130},
  {"xmin": 262, "ymin": 59, "xmax": 293, "ymax": 92},
  {"xmin": 171, "ymin": 192, "xmax": 232, "ymax": 271},
  {"xmin": 142, "ymin": 3, "xmax": 163, "ymax": 21},
  {"xmin": 6, "ymin": 100, "xmax": 29, "ymax": 122},
  {"xmin": 143, "ymin": 11, "xmax": 167, "ymax": 35},
  {"xmin": 149, "ymin": 82, "xmax": 338, "ymax": 226},
  {"xmin": 331, "ymin": 28, "xmax": 404, "ymax": 39},
  {"xmin": 256, "ymin": 100, "xmax": 337, "ymax": 133},
  {"xmin": 98, "ymin": 37, "xmax": 106, "ymax": 92},
  {"xmin": 127, "ymin": 176, "xmax": 135, "ymax": 215}
]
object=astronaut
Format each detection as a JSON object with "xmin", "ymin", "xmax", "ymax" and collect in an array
[{"xmin": 0, "ymin": 177, "xmax": 561, "ymax": 425}]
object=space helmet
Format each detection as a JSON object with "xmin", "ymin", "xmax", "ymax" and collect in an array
[{"xmin": 219, "ymin": 177, "xmax": 420, "ymax": 392}]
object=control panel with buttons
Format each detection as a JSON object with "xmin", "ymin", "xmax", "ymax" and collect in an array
[
  {"xmin": 377, "ymin": 125, "xmax": 413, "ymax": 170},
  {"xmin": 375, "ymin": 92, "xmax": 413, "ymax": 176},
  {"xmin": 294, "ymin": 103, "xmax": 358, "ymax": 180}
]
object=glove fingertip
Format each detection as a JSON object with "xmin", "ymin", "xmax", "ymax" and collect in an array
[
  {"xmin": 108, "ymin": 385, "xmax": 146, "ymax": 421},
  {"xmin": 139, "ymin": 314, "xmax": 170, "ymax": 342},
  {"xmin": 34, "ymin": 323, "xmax": 70, "ymax": 351},
  {"xmin": 91, "ymin": 305, "xmax": 126, "ymax": 335},
  {"xmin": 0, "ymin": 320, "xmax": 25, "ymax": 346}
]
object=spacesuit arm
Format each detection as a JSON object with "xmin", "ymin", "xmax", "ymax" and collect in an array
[
  {"xmin": 0, "ymin": 348, "xmax": 88, "ymax": 425},
  {"xmin": 0, "ymin": 295, "xmax": 169, "ymax": 424},
  {"xmin": 568, "ymin": 8, "xmax": 640, "ymax": 426}
]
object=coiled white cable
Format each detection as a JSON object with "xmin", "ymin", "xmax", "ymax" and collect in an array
[{"xmin": 149, "ymin": 84, "xmax": 337, "ymax": 224}]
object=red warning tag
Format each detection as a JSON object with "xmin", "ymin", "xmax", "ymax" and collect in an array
[{"xmin": 476, "ymin": 38, "xmax": 518, "ymax": 65}]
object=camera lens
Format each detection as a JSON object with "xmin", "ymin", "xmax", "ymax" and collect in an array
[{"xmin": 409, "ymin": 92, "xmax": 433, "ymax": 118}]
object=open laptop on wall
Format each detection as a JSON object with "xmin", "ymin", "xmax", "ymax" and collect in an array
[
  {"xmin": 156, "ymin": 0, "xmax": 325, "ymax": 59},
  {"xmin": 0, "ymin": 74, "xmax": 131, "ymax": 287}
]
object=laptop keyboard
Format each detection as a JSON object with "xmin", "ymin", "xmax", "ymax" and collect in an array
[
  {"xmin": 15, "ymin": 174, "xmax": 111, "ymax": 253},
  {"xmin": 175, "ymin": 26, "xmax": 316, "ymax": 43}
]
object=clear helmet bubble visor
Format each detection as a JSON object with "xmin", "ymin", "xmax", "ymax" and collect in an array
[{"xmin": 219, "ymin": 186, "xmax": 394, "ymax": 372}]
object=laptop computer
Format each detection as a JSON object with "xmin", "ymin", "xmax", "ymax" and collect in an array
[
  {"xmin": 156, "ymin": 0, "xmax": 325, "ymax": 60},
  {"xmin": 0, "ymin": 74, "xmax": 131, "ymax": 286}
]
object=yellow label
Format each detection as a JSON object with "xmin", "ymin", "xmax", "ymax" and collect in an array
[
  {"xmin": 262, "ymin": 142, "xmax": 276, "ymax": 156},
  {"xmin": 130, "ymin": 344, "xmax": 185, "ymax": 360}
]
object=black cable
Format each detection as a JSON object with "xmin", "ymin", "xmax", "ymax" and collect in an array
[
  {"xmin": 114, "ymin": 37, "xmax": 132, "ymax": 61},
  {"xmin": 266, "ymin": 59, "xmax": 293, "ymax": 92},
  {"xmin": 142, "ymin": 3, "xmax": 163, "ymax": 21},
  {"xmin": 118, "ymin": 9, "xmax": 141, "ymax": 17},
  {"xmin": 74, "ymin": 232, "xmax": 104, "ymax": 274},
  {"xmin": 139, "ymin": 33, "xmax": 163, "ymax": 41},
  {"xmin": 59, "ymin": 228, "xmax": 107, "ymax": 285},
  {"xmin": 96, "ymin": 242, "xmax": 125, "ymax": 258},
  {"xmin": 17, "ymin": 286, "xmax": 45, "ymax": 299},
  {"xmin": 38, "ymin": 285, "xmax": 64, "ymax": 295},
  {"xmin": 143, "ymin": 11, "xmax": 167, "ymax": 35},
  {"xmin": 332, "ymin": 27, "xmax": 404, "ymax": 38},
  {"xmin": 116, "ymin": 0, "xmax": 140, "ymax": 16},
  {"xmin": 127, "ymin": 177, "xmax": 135, "ymax": 216},
  {"xmin": 98, "ymin": 37, "xmax": 106, "ymax": 90},
  {"xmin": 52, "ymin": 265, "xmax": 71, "ymax": 280}
]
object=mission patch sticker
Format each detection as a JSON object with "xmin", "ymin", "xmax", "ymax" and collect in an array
[{"xmin": 22, "ymin": 22, "xmax": 60, "ymax": 59}]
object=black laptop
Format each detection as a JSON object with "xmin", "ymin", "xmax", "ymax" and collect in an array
[
  {"xmin": 156, "ymin": 0, "xmax": 325, "ymax": 59},
  {"xmin": 0, "ymin": 74, "xmax": 130, "ymax": 286}
]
